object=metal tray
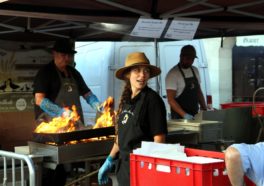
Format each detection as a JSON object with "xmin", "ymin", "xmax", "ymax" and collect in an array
[
  {"xmin": 167, "ymin": 119, "xmax": 223, "ymax": 143},
  {"xmin": 28, "ymin": 139, "xmax": 114, "ymax": 164},
  {"xmin": 32, "ymin": 126, "xmax": 115, "ymax": 144}
]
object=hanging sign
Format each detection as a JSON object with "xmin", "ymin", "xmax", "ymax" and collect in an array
[
  {"xmin": 236, "ymin": 35, "xmax": 264, "ymax": 46},
  {"xmin": 165, "ymin": 17, "xmax": 200, "ymax": 40},
  {"xmin": 130, "ymin": 17, "xmax": 168, "ymax": 38}
]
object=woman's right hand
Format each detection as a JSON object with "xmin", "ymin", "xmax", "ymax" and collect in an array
[{"xmin": 98, "ymin": 156, "xmax": 114, "ymax": 185}]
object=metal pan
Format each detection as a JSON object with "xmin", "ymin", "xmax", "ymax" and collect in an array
[{"xmin": 32, "ymin": 126, "xmax": 115, "ymax": 145}]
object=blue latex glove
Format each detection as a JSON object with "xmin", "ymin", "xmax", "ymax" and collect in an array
[
  {"xmin": 98, "ymin": 156, "xmax": 114, "ymax": 185},
  {"xmin": 183, "ymin": 113, "xmax": 194, "ymax": 120},
  {"xmin": 40, "ymin": 98, "xmax": 65, "ymax": 117},
  {"xmin": 85, "ymin": 93, "xmax": 102, "ymax": 112}
]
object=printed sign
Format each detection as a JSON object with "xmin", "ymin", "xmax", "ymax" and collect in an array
[
  {"xmin": 0, "ymin": 92, "xmax": 34, "ymax": 112},
  {"xmin": 130, "ymin": 17, "xmax": 168, "ymax": 38},
  {"xmin": 236, "ymin": 35, "xmax": 264, "ymax": 46},
  {"xmin": 165, "ymin": 17, "xmax": 200, "ymax": 40}
]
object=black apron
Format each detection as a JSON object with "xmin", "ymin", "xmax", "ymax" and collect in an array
[
  {"xmin": 171, "ymin": 65, "xmax": 199, "ymax": 119},
  {"xmin": 116, "ymin": 90, "xmax": 147, "ymax": 186},
  {"xmin": 37, "ymin": 67, "xmax": 82, "ymax": 186},
  {"xmin": 37, "ymin": 67, "xmax": 84, "ymax": 123}
]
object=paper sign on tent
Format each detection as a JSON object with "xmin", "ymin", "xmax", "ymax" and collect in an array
[
  {"xmin": 130, "ymin": 17, "xmax": 168, "ymax": 38},
  {"xmin": 165, "ymin": 17, "xmax": 200, "ymax": 40}
]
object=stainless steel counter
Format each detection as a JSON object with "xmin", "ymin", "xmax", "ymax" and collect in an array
[{"xmin": 167, "ymin": 119, "xmax": 223, "ymax": 143}]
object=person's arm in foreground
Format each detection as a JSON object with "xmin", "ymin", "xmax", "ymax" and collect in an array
[
  {"xmin": 225, "ymin": 146, "xmax": 245, "ymax": 186},
  {"xmin": 154, "ymin": 134, "xmax": 166, "ymax": 143}
]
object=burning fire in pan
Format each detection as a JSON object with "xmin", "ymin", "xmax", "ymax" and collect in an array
[
  {"xmin": 34, "ymin": 105, "xmax": 79, "ymax": 133},
  {"xmin": 93, "ymin": 97, "xmax": 116, "ymax": 129},
  {"xmin": 34, "ymin": 97, "xmax": 116, "ymax": 133}
]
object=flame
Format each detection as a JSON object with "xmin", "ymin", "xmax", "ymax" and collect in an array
[
  {"xmin": 93, "ymin": 96, "xmax": 116, "ymax": 129},
  {"xmin": 34, "ymin": 105, "xmax": 80, "ymax": 133},
  {"xmin": 34, "ymin": 96, "xmax": 116, "ymax": 143}
]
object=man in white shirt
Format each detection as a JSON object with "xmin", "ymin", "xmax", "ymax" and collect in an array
[{"xmin": 165, "ymin": 45, "xmax": 207, "ymax": 120}]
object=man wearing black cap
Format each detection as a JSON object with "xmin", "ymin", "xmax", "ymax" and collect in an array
[
  {"xmin": 165, "ymin": 45, "xmax": 207, "ymax": 120},
  {"xmin": 34, "ymin": 38, "xmax": 101, "ymax": 124},
  {"xmin": 33, "ymin": 39, "xmax": 102, "ymax": 185}
]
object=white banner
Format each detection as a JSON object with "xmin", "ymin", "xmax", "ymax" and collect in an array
[{"xmin": 236, "ymin": 35, "xmax": 264, "ymax": 46}]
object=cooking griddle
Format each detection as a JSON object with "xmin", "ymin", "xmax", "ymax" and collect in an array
[
  {"xmin": 33, "ymin": 126, "xmax": 115, "ymax": 144},
  {"xmin": 28, "ymin": 139, "xmax": 114, "ymax": 164}
]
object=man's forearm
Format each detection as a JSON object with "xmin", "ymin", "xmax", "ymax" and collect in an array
[
  {"xmin": 84, "ymin": 91, "xmax": 101, "ymax": 111},
  {"xmin": 40, "ymin": 98, "xmax": 64, "ymax": 117},
  {"xmin": 197, "ymin": 88, "xmax": 207, "ymax": 110},
  {"xmin": 169, "ymin": 99, "xmax": 186, "ymax": 117}
]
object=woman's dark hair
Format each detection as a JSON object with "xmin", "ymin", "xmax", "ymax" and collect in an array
[{"xmin": 115, "ymin": 79, "xmax": 131, "ymax": 132}]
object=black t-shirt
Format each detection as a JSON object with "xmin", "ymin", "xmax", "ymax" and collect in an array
[
  {"xmin": 127, "ymin": 86, "xmax": 168, "ymax": 139},
  {"xmin": 33, "ymin": 61, "xmax": 91, "ymax": 118}
]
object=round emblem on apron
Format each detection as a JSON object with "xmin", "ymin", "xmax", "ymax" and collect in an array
[
  {"xmin": 66, "ymin": 85, "xmax": 73, "ymax": 92},
  {"xmin": 122, "ymin": 114, "xmax": 129, "ymax": 125}
]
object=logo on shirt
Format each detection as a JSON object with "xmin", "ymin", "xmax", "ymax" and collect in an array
[
  {"xmin": 190, "ymin": 83, "xmax": 195, "ymax": 89},
  {"xmin": 120, "ymin": 109, "xmax": 134, "ymax": 125},
  {"xmin": 121, "ymin": 114, "xmax": 129, "ymax": 125},
  {"xmin": 67, "ymin": 85, "xmax": 73, "ymax": 92},
  {"xmin": 64, "ymin": 83, "xmax": 73, "ymax": 92}
]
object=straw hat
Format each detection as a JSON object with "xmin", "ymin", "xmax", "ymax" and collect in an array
[{"xmin": 115, "ymin": 52, "xmax": 161, "ymax": 80}]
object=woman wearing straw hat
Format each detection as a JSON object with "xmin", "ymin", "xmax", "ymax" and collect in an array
[{"xmin": 98, "ymin": 52, "xmax": 168, "ymax": 186}]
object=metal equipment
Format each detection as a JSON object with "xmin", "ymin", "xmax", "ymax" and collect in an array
[
  {"xmin": 28, "ymin": 125, "xmax": 115, "ymax": 186},
  {"xmin": 0, "ymin": 150, "xmax": 36, "ymax": 186},
  {"xmin": 28, "ymin": 139, "xmax": 114, "ymax": 164},
  {"xmin": 32, "ymin": 126, "xmax": 115, "ymax": 144},
  {"xmin": 167, "ymin": 119, "xmax": 223, "ymax": 143},
  {"xmin": 253, "ymin": 87, "xmax": 264, "ymax": 142}
]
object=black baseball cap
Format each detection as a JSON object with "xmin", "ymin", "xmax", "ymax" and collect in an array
[
  {"xmin": 180, "ymin": 45, "xmax": 197, "ymax": 58},
  {"xmin": 53, "ymin": 39, "xmax": 77, "ymax": 54}
]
